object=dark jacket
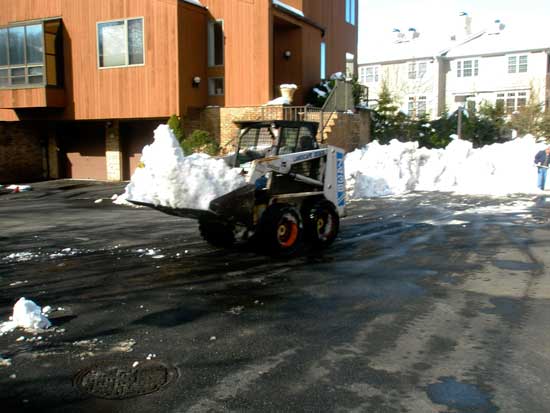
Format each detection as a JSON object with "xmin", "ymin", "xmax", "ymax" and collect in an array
[{"xmin": 535, "ymin": 150, "xmax": 550, "ymax": 167}]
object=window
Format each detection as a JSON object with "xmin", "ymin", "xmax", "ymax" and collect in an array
[
  {"xmin": 360, "ymin": 66, "xmax": 379, "ymax": 83},
  {"xmin": 408, "ymin": 63, "xmax": 416, "ymax": 79},
  {"xmin": 519, "ymin": 56, "xmax": 528, "ymax": 72},
  {"xmin": 346, "ymin": 52, "xmax": 355, "ymax": 78},
  {"xmin": 407, "ymin": 95, "xmax": 427, "ymax": 118},
  {"xmin": 407, "ymin": 61, "xmax": 427, "ymax": 80},
  {"xmin": 209, "ymin": 77, "xmax": 224, "ymax": 96},
  {"xmin": 508, "ymin": 54, "xmax": 528, "ymax": 73},
  {"xmin": 508, "ymin": 56, "xmax": 516, "ymax": 73},
  {"xmin": 456, "ymin": 59, "xmax": 478, "ymax": 77},
  {"xmin": 320, "ymin": 42, "xmax": 326, "ymax": 79},
  {"xmin": 345, "ymin": 0, "xmax": 356, "ymax": 25},
  {"xmin": 0, "ymin": 23, "xmax": 45, "ymax": 87},
  {"xmin": 208, "ymin": 20, "xmax": 224, "ymax": 67},
  {"xmin": 418, "ymin": 62, "xmax": 427, "ymax": 78},
  {"xmin": 97, "ymin": 17, "xmax": 144, "ymax": 68},
  {"xmin": 417, "ymin": 96, "xmax": 427, "ymax": 116},
  {"xmin": 497, "ymin": 91, "xmax": 528, "ymax": 114}
]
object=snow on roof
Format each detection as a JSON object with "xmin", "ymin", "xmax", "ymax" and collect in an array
[
  {"xmin": 361, "ymin": 36, "xmax": 451, "ymax": 65},
  {"xmin": 446, "ymin": 26, "xmax": 550, "ymax": 58},
  {"xmin": 362, "ymin": 24, "xmax": 550, "ymax": 65},
  {"xmin": 181, "ymin": 0, "xmax": 204, "ymax": 7},
  {"xmin": 272, "ymin": 0, "xmax": 305, "ymax": 18}
]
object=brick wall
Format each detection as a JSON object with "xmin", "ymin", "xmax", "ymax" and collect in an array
[
  {"xmin": 0, "ymin": 122, "xmax": 45, "ymax": 184},
  {"xmin": 182, "ymin": 105, "xmax": 370, "ymax": 155}
]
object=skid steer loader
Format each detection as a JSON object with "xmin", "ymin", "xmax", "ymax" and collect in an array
[{"xmin": 131, "ymin": 120, "xmax": 346, "ymax": 255}]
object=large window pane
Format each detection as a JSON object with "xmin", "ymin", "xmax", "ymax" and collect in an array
[
  {"xmin": 0, "ymin": 29, "xmax": 7, "ymax": 66},
  {"xmin": 26, "ymin": 24, "xmax": 44, "ymax": 64},
  {"xmin": 8, "ymin": 26, "xmax": 25, "ymax": 65},
  {"xmin": 213, "ymin": 22, "xmax": 223, "ymax": 66},
  {"xmin": 98, "ymin": 21, "xmax": 126, "ymax": 67},
  {"xmin": 127, "ymin": 19, "xmax": 143, "ymax": 65},
  {"xmin": 0, "ymin": 68, "xmax": 8, "ymax": 86}
]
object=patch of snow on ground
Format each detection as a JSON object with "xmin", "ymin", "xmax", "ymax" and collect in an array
[
  {"xmin": 3, "ymin": 252, "xmax": 36, "ymax": 262},
  {"xmin": 0, "ymin": 356, "xmax": 12, "ymax": 367},
  {"xmin": 0, "ymin": 298, "xmax": 51, "ymax": 335},
  {"xmin": 346, "ymin": 136, "xmax": 547, "ymax": 198},
  {"xmin": 116, "ymin": 125, "xmax": 246, "ymax": 210}
]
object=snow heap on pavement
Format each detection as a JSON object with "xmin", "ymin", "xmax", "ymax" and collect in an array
[
  {"xmin": 345, "ymin": 136, "xmax": 548, "ymax": 198},
  {"xmin": 117, "ymin": 125, "xmax": 246, "ymax": 210},
  {"xmin": 0, "ymin": 298, "xmax": 51, "ymax": 335}
]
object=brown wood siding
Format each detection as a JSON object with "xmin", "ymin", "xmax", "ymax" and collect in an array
[
  {"xmin": 0, "ymin": 0, "xmax": 180, "ymax": 120},
  {"xmin": 0, "ymin": 87, "xmax": 65, "ymax": 108},
  {"xmin": 202, "ymin": 0, "xmax": 271, "ymax": 106},
  {"xmin": 178, "ymin": 3, "xmax": 209, "ymax": 114},
  {"xmin": 304, "ymin": 0, "xmax": 358, "ymax": 76},
  {"xmin": 273, "ymin": 18, "xmax": 303, "ymax": 102},
  {"xmin": 0, "ymin": 88, "xmax": 47, "ymax": 108}
]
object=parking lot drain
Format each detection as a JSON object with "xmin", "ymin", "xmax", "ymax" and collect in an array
[{"xmin": 74, "ymin": 361, "xmax": 176, "ymax": 399}]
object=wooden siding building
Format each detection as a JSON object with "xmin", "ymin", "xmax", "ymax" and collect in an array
[{"xmin": 0, "ymin": 0, "xmax": 357, "ymax": 182}]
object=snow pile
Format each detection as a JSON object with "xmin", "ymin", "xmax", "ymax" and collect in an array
[
  {"xmin": 346, "ymin": 136, "xmax": 547, "ymax": 198},
  {"xmin": 266, "ymin": 96, "xmax": 291, "ymax": 105},
  {"xmin": 117, "ymin": 125, "xmax": 246, "ymax": 210},
  {"xmin": 0, "ymin": 298, "xmax": 52, "ymax": 335}
]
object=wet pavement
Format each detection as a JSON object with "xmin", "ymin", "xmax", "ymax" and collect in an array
[{"xmin": 1, "ymin": 180, "xmax": 550, "ymax": 412}]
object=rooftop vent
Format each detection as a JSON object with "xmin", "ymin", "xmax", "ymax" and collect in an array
[
  {"xmin": 407, "ymin": 27, "xmax": 420, "ymax": 41},
  {"xmin": 488, "ymin": 19, "xmax": 505, "ymax": 35},
  {"xmin": 393, "ymin": 28, "xmax": 405, "ymax": 43}
]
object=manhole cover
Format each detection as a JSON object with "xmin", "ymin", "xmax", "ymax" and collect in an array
[{"xmin": 74, "ymin": 361, "xmax": 177, "ymax": 399}]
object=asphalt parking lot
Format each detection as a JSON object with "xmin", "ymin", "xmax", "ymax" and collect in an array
[{"xmin": 1, "ymin": 180, "xmax": 550, "ymax": 413}]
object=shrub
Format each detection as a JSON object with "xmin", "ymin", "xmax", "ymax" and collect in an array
[
  {"xmin": 167, "ymin": 114, "xmax": 184, "ymax": 145},
  {"xmin": 181, "ymin": 130, "xmax": 219, "ymax": 156}
]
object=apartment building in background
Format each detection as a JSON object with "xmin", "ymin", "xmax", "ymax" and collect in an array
[
  {"xmin": 0, "ymin": 0, "xmax": 358, "ymax": 182},
  {"xmin": 359, "ymin": 16, "xmax": 550, "ymax": 120}
]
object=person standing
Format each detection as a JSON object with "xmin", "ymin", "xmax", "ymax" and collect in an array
[{"xmin": 534, "ymin": 146, "xmax": 550, "ymax": 190}]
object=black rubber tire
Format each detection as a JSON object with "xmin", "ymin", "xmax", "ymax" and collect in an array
[
  {"xmin": 258, "ymin": 204, "xmax": 303, "ymax": 256},
  {"xmin": 198, "ymin": 217, "xmax": 235, "ymax": 248},
  {"xmin": 303, "ymin": 200, "xmax": 339, "ymax": 248}
]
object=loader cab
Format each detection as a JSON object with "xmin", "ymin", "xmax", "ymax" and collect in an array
[{"xmin": 233, "ymin": 120, "xmax": 319, "ymax": 167}]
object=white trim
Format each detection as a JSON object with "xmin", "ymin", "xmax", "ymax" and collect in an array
[{"xmin": 96, "ymin": 16, "xmax": 145, "ymax": 70}]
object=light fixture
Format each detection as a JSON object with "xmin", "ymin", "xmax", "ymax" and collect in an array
[
  {"xmin": 192, "ymin": 76, "xmax": 201, "ymax": 87},
  {"xmin": 283, "ymin": 50, "xmax": 292, "ymax": 60}
]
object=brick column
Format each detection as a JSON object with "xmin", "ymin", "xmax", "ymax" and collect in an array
[
  {"xmin": 105, "ymin": 120, "xmax": 123, "ymax": 181},
  {"xmin": 47, "ymin": 128, "xmax": 59, "ymax": 179}
]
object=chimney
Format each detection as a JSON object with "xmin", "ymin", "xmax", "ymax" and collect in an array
[
  {"xmin": 393, "ymin": 28, "xmax": 405, "ymax": 43},
  {"xmin": 460, "ymin": 11, "xmax": 472, "ymax": 36},
  {"xmin": 489, "ymin": 19, "xmax": 505, "ymax": 35}
]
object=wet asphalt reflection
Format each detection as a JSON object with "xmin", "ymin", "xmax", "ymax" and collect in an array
[{"xmin": 1, "ymin": 181, "xmax": 550, "ymax": 412}]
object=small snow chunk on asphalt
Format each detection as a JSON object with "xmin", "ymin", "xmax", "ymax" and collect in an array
[
  {"xmin": 0, "ymin": 298, "xmax": 52, "ymax": 335},
  {"xmin": 116, "ymin": 124, "xmax": 246, "ymax": 210},
  {"xmin": 42, "ymin": 306, "xmax": 52, "ymax": 315},
  {"xmin": 0, "ymin": 357, "xmax": 12, "ymax": 367},
  {"xmin": 94, "ymin": 199, "xmax": 103, "ymax": 204},
  {"xmin": 3, "ymin": 252, "xmax": 35, "ymax": 262},
  {"xmin": 210, "ymin": 336, "xmax": 217, "ymax": 341},
  {"xmin": 152, "ymin": 255, "xmax": 165, "ymax": 259},
  {"xmin": 10, "ymin": 374, "xmax": 16, "ymax": 379},
  {"xmin": 132, "ymin": 361, "xmax": 139, "ymax": 368}
]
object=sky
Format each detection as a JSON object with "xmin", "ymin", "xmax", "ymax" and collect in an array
[{"xmin": 358, "ymin": 0, "xmax": 550, "ymax": 63}]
